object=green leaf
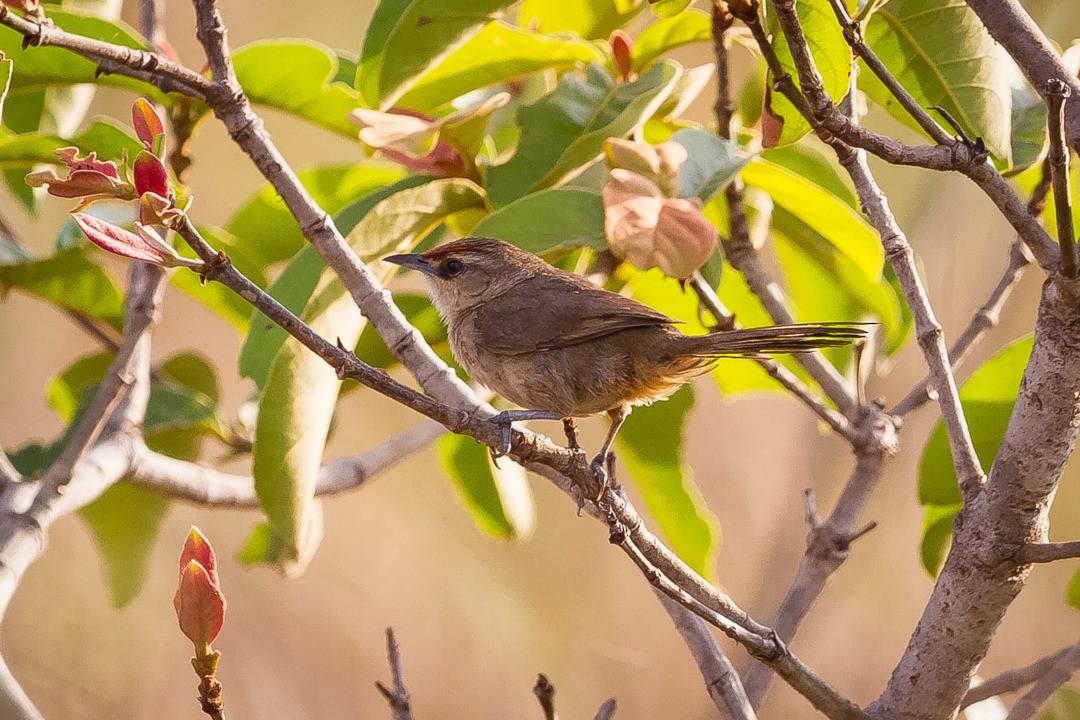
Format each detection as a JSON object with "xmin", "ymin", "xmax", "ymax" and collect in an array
[
  {"xmin": 80, "ymin": 484, "xmax": 170, "ymax": 608},
  {"xmin": 355, "ymin": 293, "xmax": 447, "ymax": 369},
  {"xmin": 237, "ymin": 175, "xmax": 432, "ymax": 392},
  {"xmin": 358, "ymin": 0, "xmax": 518, "ymax": 109},
  {"xmin": 486, "ymin": 61, "xmax": 681, "ymax": 207},
  {"xmin": 249, "ymin": 177, "xmax": 484, "ymax": 574},
  {"xmin": 233, "ymin": 41, "xmax": 361, "ymax": 138},
  {"xmin": 0, "ymin": 247, "xmax": 125, "ymax": 329},
  {"xmin": 919, "ymin": 502, "xmax": 961, "ymax": 576},
  {"xmin": 649, "ymin": 0, "xmax": 693, "ymax": 19},
  {"xmin": 1007, "ymin": 64, "xmax": 1049, "ymax": 176},
  {"xmin": 143, "ymin": 382, "xmax": 216, "ymax": 432},
  {"xmin": 517, "ymin": 0, "xmax": 645, "ymax": 40},
  {"xmin": 860, "ymin": 0, "xmax": 1014, "ymax": 166},
  {"xmin": 918, "ymin": 336, "xmax": 1033, "ymax": 507},
  {"xmin": 766, "ymin": 0, "xmax": 852, "ymax": 147},
  {"xmin": 669, "ymin": 128, "xmax": 751, "ymax": 202},
  {"xmin": 1038, "ymin": 686, "xmax": 1080, "ymax": 720},
  {"xmin": 171, "ymin": 225, "xmax": 270, "ymax": 331},
  {"xmin": 1067, "ymin": 566, "xmax": 1080, "ymax": 611},
  {"xmin": 438, "ymin": 434, "xmax": 535, "ymax": 539},
  {"xmin": 617, "ymin": 385, "xmax": 719, "ymax": 578},
  {"xmin": 632, "ymin": 10, "xmax": 710, "ymax": 71},
  {"xmin": 46, "ymin": 350, "xmax": 114, "ymax": 422},
  {"xmin": 227, "ymin": 164, "xmax": 405, "ymax": 267},
  {"xmin": 158, "ymin": 352, "xmax": 220, "ymax": 404},
  {"xmin": 471, "ymin": 187, "xmax": 606, "ymax": 253},
  {"xmin": 398, "ymin": 20, "xmax": 604, "ymax": 112}
]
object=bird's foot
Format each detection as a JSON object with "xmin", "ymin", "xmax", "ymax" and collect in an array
[
  {"xmin": 589, "ymin": 451, "xmax": 615, "ymax": 502},
  {"xmin": 486, "ymin": 409, "xmax": 563, "ymax": 461}
]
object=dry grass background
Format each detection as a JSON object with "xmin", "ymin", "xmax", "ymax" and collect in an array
[{"xmin": 3, "ymin": 1, "xmax": 1080, "ymax": 718}]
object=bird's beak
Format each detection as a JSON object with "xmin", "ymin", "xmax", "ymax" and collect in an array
[{"xmin": 383, "ymin": 252, "xmax": 438, "ymax": 277}]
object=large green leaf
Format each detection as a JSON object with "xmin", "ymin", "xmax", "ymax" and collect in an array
[
  {"xmin": 233, "ymin": 41, "xmax": 361, "ymax": 138},
  {"xmin": 171, "ymin": 224, "xmax": 270, "ymax": 332},
  {"xmin": 765, "ymin": 0, "xmax": 852, "ymax": 147},
  {"xmin": 357, "ymin": 0, "xmax": 518, "ymax": 109},
  {"xmin": 617, "ymin": 385, "xmax": 719, "ymax": 578},
  {"xmin": 248, "ymin": 178, "xmax": 485, "ymax": 574},
  {"xmin": 398, "ymin": 20, "xmax": 603, "ymax": 112},
  {"xmin": 237, "ymin": 175, "xmax": 431, "ymax": 392},
  {"xmin": 860, "ymin": 0, "xmax": 1013, "ymax": 166},
  {"xmin": 0, "ymin": 247, "xmax": 124, "ymax": 329},
  {"xmin": 517, "ymin": 0, "xmax": 645, "ymax": 39},
  {"xmin": 438, "ymin": 433, "xmax": 535, "ymax": 539},
  {"xmin": 486, "ymin": 61, "xmax": 681, "ymax": 207},
  {"xmin": 227, "ymin": 164, "xmax": 405, "ymax": 267},
  {"xmin": 632, "ymin": 9, "xmax": 710, "ymax": 71},
  {"xmin": 918, "ymin": 337, "xmax": 1033, "ymax": 575},
  {"xmin": 919, "ymin": 336, "xmax": 1033, "ymax": 507},
  {"xmin": 470, "ymin": 187, "xmax": 606, "ymax": 253}
]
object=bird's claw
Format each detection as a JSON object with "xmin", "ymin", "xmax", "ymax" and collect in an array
[
  {"xmin": 590, "ymin": 452, "xmax": 613, "ymax": 502},
  {"xmin": 486, "ymin": 411, "xmax": 518, "ymax": 463}
]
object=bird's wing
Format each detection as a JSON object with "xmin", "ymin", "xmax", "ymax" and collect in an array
[{"xmin": 473, "ymin": 273, "xmax": 677, "ymax": 354}]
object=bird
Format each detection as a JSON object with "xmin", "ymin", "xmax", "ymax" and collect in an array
[{"xmin": 385, "ymin": 237, "xmax": 864, "ymax": 485}]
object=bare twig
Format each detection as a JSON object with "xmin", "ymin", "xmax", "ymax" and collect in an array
[
  {"xmin": 126, "ymin": 420, "xmax": 445, "ymax": 507},
  {"xmin": 689, "ymin": 274, "xmax": 856, "ymax": 442},
  {"xmin": 1046, "ymin": 79, "xmax": 1077, "ymax": 278},
  {"xmin": 961, "ymin": 645, "xmax": 1074, "ymax": 709},
  {"xmin": 594, "ymin": 699, "xmax": 617, "ymax": 720},
  {"xmin": 1014, "ymin": 541, "xmax": 1080, "ymax": 564},
  {"xmin": 375, "ymin": 629, "xmax": 413, "ymax": 720},
  {"xmin": 0, "ymin": 448, "xmax": 20, "ymax": 488},
  {"xmin": 1005, "ymin": 641, "xmax": 1080, "ymax": 720},
  {"xmin": 533, "ymin": 674, "xmax": 557, "ymax": 720}
]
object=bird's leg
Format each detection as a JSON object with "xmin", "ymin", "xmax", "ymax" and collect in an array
[
  {"xmin": 487, "ymin": 409, "xmax": 564, "ymax": 459},
  {"xmin": 590, "ymin": 405, "xmax": 630, "ymax": 500},
  {"xmin": 562, "ymin": 417, "xmax": 581, "ymax": 451}
]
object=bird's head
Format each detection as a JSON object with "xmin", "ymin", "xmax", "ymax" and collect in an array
[{"xmin": 384, "ymin": 237, "xmax": 545, "ymax": 321}]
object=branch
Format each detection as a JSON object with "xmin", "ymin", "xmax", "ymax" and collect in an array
[
  {"xmin": 1046, "ymin": 80, "xmax": 1077, "ymax": 278},
  {"xmin": 533, "ymin": 674, "xmax": 557, "ymax": 720},
  {"xmin": 127, "ymin": 420, "xmax": 445, "ymax": 507},
  {"xmin": 961, "ymin": 0, "xmax": 1080, "ymax": 153},
  {"xmin": 375, "ymin": 628, "xmax": 413, "ymax": 720},
  {"xmin": 594, "ymin": 699, "xmax": 617, "ymax": 720},
  {"xmin": 961, "ymin": 645, "xmax": 1074, "ymax": 709},
  {"xmin": 1014, "ymin": 541, "xmax": 1080, "ymax": 564},
  {"xmin": 0, "ymin": 447, "xmax": 19, "ymax": 488},
  {"xmin": 1005, "ymin": 641, "xmax": 1080, "ymax": 720}
]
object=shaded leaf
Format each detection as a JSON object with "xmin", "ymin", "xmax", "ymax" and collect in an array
[
  {"xmin": 170, "ymin": 225, "xmax": 270, "ymax": 331},
  {"xmin": 438, "ymin": 433, "xmax": 535, "ymax": 539},
  {"xmin": 355, "ymin": 293, "xmax": 447, "ymax": 369},
  {"xmin": 919, "ymin": 502, "xmax": 961, "ymax": 576},
  {"xmin": 1067, "ymin": 566, "xmax": 1080, "ymax": 611},
  {"xmin": 398, "ymin": 20, "xmax": 603, "ymax": 112},
  {"xmin": 860, "ymin": 0, "xmax": 1013, "ymax": 165},
  {"xmin": 616, "ymin": 385, "xmax": 719, "ymax": 578},
  {"xmin": 669, "ymin": 128, "xmax": 750, "ymax": 202},
  {"xmin": 159, "ymin": 352, "xmax": 220, "ymax": 404},
  {"xmin": 485, "ymin": 61, "xmax": 681, "ymax": 207},
  {"xmin": 0, "ymin": 247, "xmax": 125, "ymax": 329},
  {"xmin": 471, "ymin": 187, "xmax": 606, "ymax": 253},
  {"xmin": 358, "ymin": 0, "xmax": 518, "ymax": 109},
  {"xmin": 1038, "ymin": 686, "xmax": 1080, "ymax": 720}
]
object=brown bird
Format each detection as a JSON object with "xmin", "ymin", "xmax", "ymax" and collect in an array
[{"xmin": 385, "ymin": 238, "xmax": 864, "ymax": 478}]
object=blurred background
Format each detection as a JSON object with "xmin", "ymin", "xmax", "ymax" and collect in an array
[{"xmin": 3, "ymin": 0, "xmax": 1080, "ymax": 717}]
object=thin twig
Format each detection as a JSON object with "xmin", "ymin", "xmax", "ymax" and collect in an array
[
  {"xmin": 961, "ymin": 645, "xmax": 1074, "ymax": 709},
  {"xmin": 1005, "ymin": 641, "xmax": 1080, "ymax": 720},
  {"xmin": 533, "ymin": 674, "xmax": 557, "ymax": 720},
  {"xmin": 375, "ymin": 629, "xmax": 413, "ymax": 720},
  {"xmin": 0, "ymin": 448, "xmax": 20, "ymax": 488},
  {"xmin": 594, "ymin": 699, "xmax": 617, "ymax": 720},
  {"xmin": 1046, "ymin": 79, "xmax": 1077, "ymax": 278},
  {"xmin": 689, "ymin": 274, "xmax": 856, "ymax": 442}
]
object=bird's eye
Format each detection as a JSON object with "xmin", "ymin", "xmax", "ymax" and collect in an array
[{"xmin": 442, "ymin": 259, "xmax": 465, "ymax": 277}]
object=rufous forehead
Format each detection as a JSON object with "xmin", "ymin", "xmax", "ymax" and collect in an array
[{"xmin": 422, "ymin": 237, "xmax": 503, "ymax": 261}]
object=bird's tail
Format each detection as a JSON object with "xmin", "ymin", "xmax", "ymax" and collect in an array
[{"xmin": 676, "ymin": 322, "xmax": 867, "ymax": 358}]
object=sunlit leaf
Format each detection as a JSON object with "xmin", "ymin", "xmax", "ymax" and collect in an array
[
  {"xmin": 358, "ymin": 0, "xmax": 518, "ymax": 109},
  {"xmin": 919, "ymin": 502, "xmax": 961, "ymax": 576},
  {"xmin": 517, "ymin": 0, "xmax": 645, "ymax": 40},
  {"xmin": 617, "ymin": 385, "xmax": 719, "ymax": 577},
  {"xmin": 398, "ymin": 20, "xmax": 603, "ymax": 112},
  {"xmin": 486, "ymin": 61, "xmax": 681, "ymax": 207},
  {"xmin": 631, "ymin": 10, "xmax": 710, "ymax": 71},
  {"xmin": 438, "ymin": 434, "xmax": 535, "ymax": 539}
]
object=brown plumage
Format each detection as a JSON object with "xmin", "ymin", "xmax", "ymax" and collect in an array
[{"xmin": 385, "ymin": 238, "xmax": 864, "ymax": 475}]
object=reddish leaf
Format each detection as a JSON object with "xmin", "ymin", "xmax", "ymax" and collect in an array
[
  {"xmin": 55, "ymin": 147, "xmax": 120, "ymax": 177},
  {"xmin": 72, "ymin": 213, "xmax": 172, "ymax": 265},
  {"xmin": 1, "ymin": 0, "xmax": 40, "ymax": 11},
  {"xmin": 653, "ymin": 197, "xmax": 718, "ymax": 279},
  {"xmin": 26, "ymin": 169, "xmax": 132, "ymax": 199},
  {"xmin": 133, "ymin": 150, "xmax": 169, "ymax": 198},
  {"xmin": 610, "ymin": 30, "xmax": 634, "ymax": 81},
  {"xmin": 132, "ymin": 98, "xmax": 165, "ymax": 150},
  {"xmin": 173, "ymin": 560, "xmax": 226, "ymax": 651},
  {"xmin": 178, "ymin": 526, "xmax": 220, "ymax": 589}
]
